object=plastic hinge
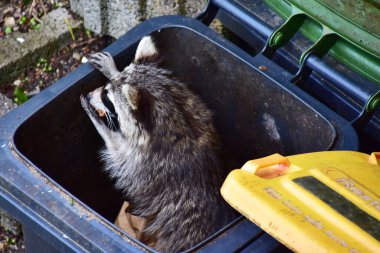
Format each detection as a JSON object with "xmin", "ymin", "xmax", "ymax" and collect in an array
[
  {"xmin": 261, "ymin": 7, "xmax": 341, "ymax": 83},
  {"xmin": 351, "ymin": 90, "xmax": 380, "ymax": 129},
  {"xmin": 261, "ymin": 7, "xmax": 380, "ymax": 129},
  {"xmin": 262, "ymin": 9, "xmax": 306, "ymax": 58},
  {"xmin": 196, "ymin": 0, "xmax": 218, "ymax": 25},
  {"xmin": 291, "ymin": 31, "xmax": 339, "ymax": 83}
]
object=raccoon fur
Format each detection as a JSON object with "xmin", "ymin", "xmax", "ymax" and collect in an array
[{"xmin": 80, "ymin": 36, "xmax": 236, "ymax": 252}]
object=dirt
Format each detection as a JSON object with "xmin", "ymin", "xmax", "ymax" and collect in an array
[
  {"xmin": 0, "ymin": 0, "xmax": 115, "ymax": 103},
  {"xmin": 0, "ymin": 226, "xmax": 24, "ymax": 253},
  {"xmin": 0, "ymin": 28, "xmax": 115, "ymax": 100},
  {"xmin": 0, "ymin": 1, "xmax": 70, "ymax": 38}
]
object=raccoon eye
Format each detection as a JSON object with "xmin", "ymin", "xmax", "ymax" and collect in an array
[{"xmin": 101, "ymin": 89, "xmax": 117, "ymax": 115}]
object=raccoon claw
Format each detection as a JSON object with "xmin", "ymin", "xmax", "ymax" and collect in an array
[
  {"xmin": 80, "ymin": 94, "xmax": 100, "ymax": 120},
  {"xmin": 80, "ymin": 94, "xmax": 94, "ymax": 115},
  {"xmin": 89, "ymin": 52, "xmax": 121, "ymax": 80}
]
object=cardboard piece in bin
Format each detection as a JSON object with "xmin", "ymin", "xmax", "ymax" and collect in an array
[
  {"xmin": 221, "ymin": 151, "xmax": 380, "ymax": 253},
  {"xmin": 114, "ymin": 201, "xmax": 156, "ymax": 247}
]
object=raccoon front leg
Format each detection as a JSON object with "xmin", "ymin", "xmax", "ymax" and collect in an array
[{"xmin": 89, "ymin": 52, "xmax": 121, "ymax": 80}]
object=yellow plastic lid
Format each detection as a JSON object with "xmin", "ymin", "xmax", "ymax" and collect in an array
[{"xmin": 221, "ymin": 151, "xmax": 380, "ymax": 253}]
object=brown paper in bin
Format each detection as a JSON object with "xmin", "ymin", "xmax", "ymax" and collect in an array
[{"xmin": 114, "ymin": 201, "xmax": 156, "ymax": 247}]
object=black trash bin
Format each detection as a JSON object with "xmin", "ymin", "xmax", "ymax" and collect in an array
[{"xmin": 0, "ymin": 12, "xmax": 357, "ymax": 253}]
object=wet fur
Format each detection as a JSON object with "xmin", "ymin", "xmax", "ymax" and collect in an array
[{"xmin": 81, "ymin": 36, "xmax": 236, "ymax": 252}]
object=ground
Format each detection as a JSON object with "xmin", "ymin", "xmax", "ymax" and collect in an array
[
  {"xmin": 0, "ymin": 219, "xmax": 23, "ymax": 253},
  {"xmin": 0, "ymin": 1, "xmax": 114, "ymax": 252},
  {"xmin": 0, "ymin": 0, "xmax": 115, "ymax": 101}
]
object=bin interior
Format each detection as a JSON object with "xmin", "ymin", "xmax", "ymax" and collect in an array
[{"xmin": 13, "ymin": 27, "xmax": 336, "ymax": 245}]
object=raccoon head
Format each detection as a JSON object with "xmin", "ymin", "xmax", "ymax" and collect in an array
[
  {"xmin": 80, "ymin": 36, "xmax": 165, "ymax": 148},
  {"xmin": 81, "ymin": 35, "xmax": 212, "ymax": 153}
]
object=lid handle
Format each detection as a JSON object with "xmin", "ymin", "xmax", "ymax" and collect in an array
[
  {"xmin": 369, "ymin": 152, "xmax": 380, "ymax": 165},
  {"xmin": 242, "ymin": 154, "xmax": 289, "ymax": 179}
]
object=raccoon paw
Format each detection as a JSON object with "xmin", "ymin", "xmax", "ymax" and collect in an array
[{"xmin": 89, "ymin": 52, "xmax": 120, "ymax": 80}]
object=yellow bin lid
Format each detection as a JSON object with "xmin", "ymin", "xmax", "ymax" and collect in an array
[{"xmin": 221, "ymin": 151, "xmax": 380, "ymax": 253}]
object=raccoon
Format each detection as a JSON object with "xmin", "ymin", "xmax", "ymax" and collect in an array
[{"xmin": 80, "ymin": 36, "xmax": 237, "ymax": 252}]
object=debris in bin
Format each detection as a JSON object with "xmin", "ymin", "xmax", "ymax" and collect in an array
[
  {"xmin": 259, "ymin": 65, "xmax": 269, "ymax": 71},
  {"xmin": 81, "ymin": 56, "xmax": 88, "ymax": 63},
  {"xmin": 114, "ymin": 202, "xmax": 156, "ymax": 248}
]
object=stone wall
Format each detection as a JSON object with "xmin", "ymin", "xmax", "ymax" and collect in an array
[
  {"xmin": 70, "ymin": 0, "xmax": 207, "ymax": 38},
  {"xmin": 0, "ymin": 8, "xmax": 81, "ymax": 84}
]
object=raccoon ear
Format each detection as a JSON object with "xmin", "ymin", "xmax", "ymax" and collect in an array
[
  {"xmin": 134, "ymin": 36, "xmax": 160, "ymax": 64},
  {"xmin": 122, "ymin": 85, "xmax": 140, "ymax": 110}
]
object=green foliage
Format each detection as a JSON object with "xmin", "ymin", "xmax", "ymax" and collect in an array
[
  {"xmin": 13, "ymin": 87, "xmax": 28, "ymax": 105},
  {"xmin": 4, "ymin": 26, "xmax": 12, "ymax": 34},
  {"xmin": 31, "ymin": 23, "xmax": 41, "ymax": 30},
  {"xmin": 37, "ymin": 58, "xmax": 53, "ymax": 72},
  {"xmin": 54, "ymin": 1, "xmax": 64, "ymax": 8},
  {"xmin": 64, "ymin": 17, "xmax": 76, "ymax": 41},
  {"xmin": 85, "ymin": 29, "xmax": 93, "ymax": 38},
  {"xmin": 29, "ymin": 17, "xmax": 41, "ymax": 30},
  {"xmin": 36, "ymin": 57, "xmax": 47, "ymax": 66},
  {"xmin": 23, "ymin": 0, "xmax": 32, "ymax": 4},
  {"xmin": 19, "ymin": 16, "xmax": 27, "ymax": 25},
  {"xmin": 3, "ymin": 235, "xmax": 17, "ymax": 245},
  {"xmin": 29, "ymin": 17, "xmax": 37, "ymax": 26}
]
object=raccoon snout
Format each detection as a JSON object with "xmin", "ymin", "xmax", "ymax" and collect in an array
[{"xmin": 88, "ymin": 87, "xmax": 103, "ymax": 100}]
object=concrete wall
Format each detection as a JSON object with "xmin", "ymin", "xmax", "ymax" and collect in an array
[
  {"xmin": 70, "ymin": 0, "xmax": 207, "ymax": 38},
  {"xmin": 0, "ymin": 8, "xmax": 81, "ymax": 84}
]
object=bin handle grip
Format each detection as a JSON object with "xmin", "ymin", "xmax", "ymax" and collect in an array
[
  {"xmin": 261, "ymin": 7, "xmax": 341, "ymax": 83},
  {"xmin": 242, "ymin": 154, "xmax": 289, "ymax": 179}
]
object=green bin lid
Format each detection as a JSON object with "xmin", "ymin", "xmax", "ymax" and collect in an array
[{"xmin": 263, "ymin": 0, "xmax": 380, "ymax": 84}]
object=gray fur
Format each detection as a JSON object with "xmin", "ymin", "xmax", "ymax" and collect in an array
[{"xmin": 81, "ymin": 36, "xmax": 236, "ymax": 252}]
